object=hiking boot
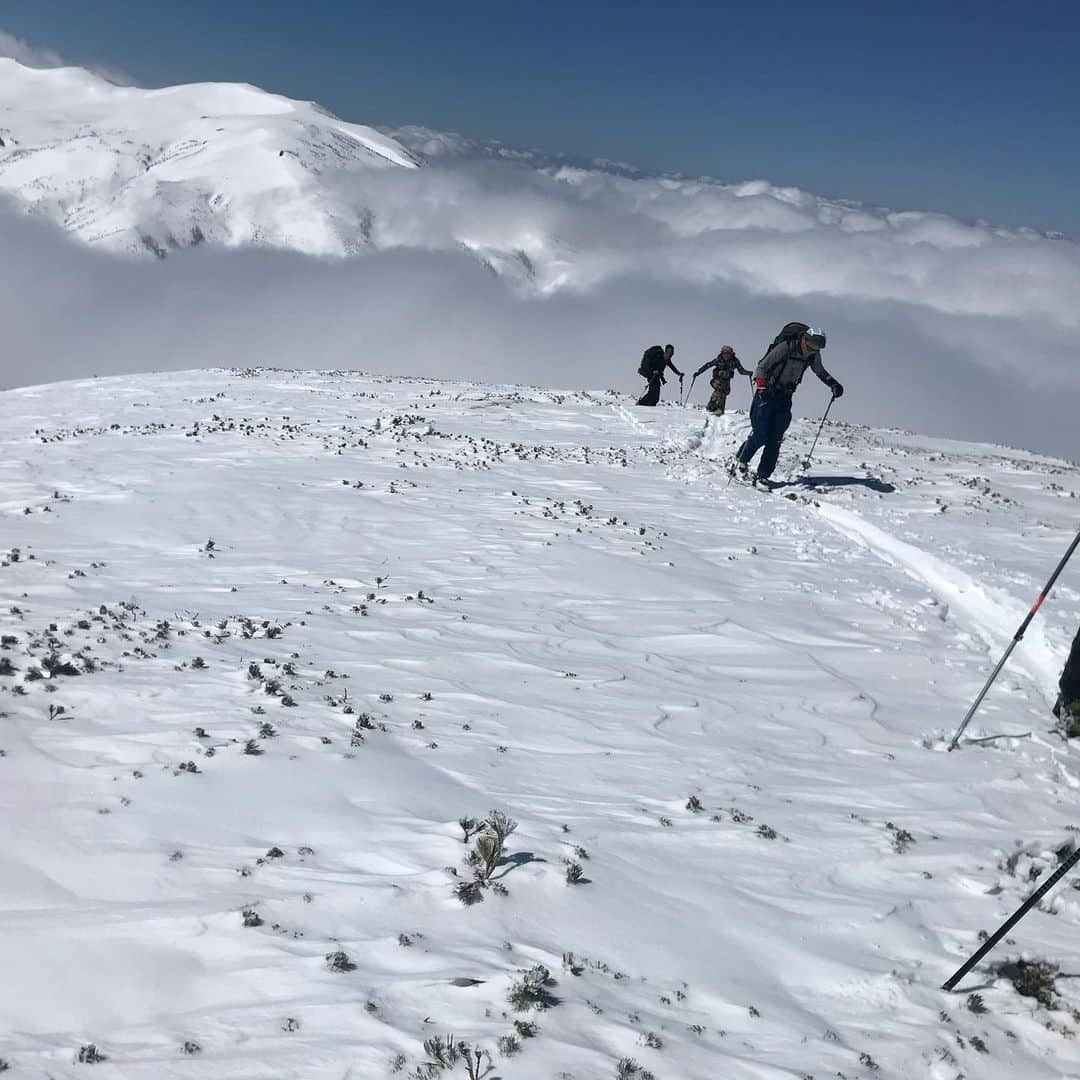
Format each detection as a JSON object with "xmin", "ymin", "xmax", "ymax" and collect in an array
[{"xmin": 728, "ymin": 458, "xmax": 749, "ymax": 480}]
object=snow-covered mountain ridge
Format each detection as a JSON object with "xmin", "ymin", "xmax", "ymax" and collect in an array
[
  {"xmin": 0, "ymin": 58, "xmax": 418, "ymax": 256},
  {"xmin": 2, "ymin": 368, "xmax": 1079, "ymax": 1078}
]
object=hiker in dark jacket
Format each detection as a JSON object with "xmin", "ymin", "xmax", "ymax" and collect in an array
[
  {"xmin": 637, "ymin": 344, "xmax": 683, "ymax": 407},
  {"xmin": 734, "ymin": 326, "xmax": 843, "ymax": 486},
  {"xmin": 694, "ymin": 345, "xmax": 752, "ymax": 415},
  {"xmin": 1054, "ymin": 625, "xmax": 1080, "ymax": 736}
]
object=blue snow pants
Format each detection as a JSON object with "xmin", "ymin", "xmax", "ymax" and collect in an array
[{"xmin": 737, "ymin": 391, "xmax": 792, "ymax": 479}]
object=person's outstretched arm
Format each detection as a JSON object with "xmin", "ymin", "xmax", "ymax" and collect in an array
[
  {"xmin": 810, "ymin": 353, "xmax": 843, "ymax": 397},
  {"xmin": 693, "ymin": 360, "xmax": 715, "ymax": 377}
]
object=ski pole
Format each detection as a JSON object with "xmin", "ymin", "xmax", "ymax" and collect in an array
[
  {"xmin": 942, "ymin": 844, "xmax": 1080, "ymax": 991},
  {"xmin": 802, "ymin": 394, "xmax": 835, "ymax": 469},
  {"xmin": 682, "ymin": 374, "xmax": 697, "ymax": 407},
  {"xmin": 947, "ymin": 525, "xmax": 1080, "ymax": 750}
]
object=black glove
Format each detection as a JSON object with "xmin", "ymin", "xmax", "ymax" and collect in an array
[{"xmin": 829, "ymin": 380, "xmax": 844, "ymax": 399}]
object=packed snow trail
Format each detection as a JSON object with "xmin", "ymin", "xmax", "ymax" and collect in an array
[{"xmin": 1, "ymin": 370, "xmax": 1079, "ymax": 1079}]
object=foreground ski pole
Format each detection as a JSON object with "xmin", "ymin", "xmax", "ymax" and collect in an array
[
  {"xmin": 942, "ymin": 844, "xmax": 1080, "ymax": 991},
  {"xmin": 682, "ymin": 373, "xmax": 698, "ymax": 407},
  {"xmin": 947, "ymin": 524, "xmax": 1080, "ymax": 751},
  {"xmin": 802, "ymin": 394, "xmax": 836, "ymax": 469}
]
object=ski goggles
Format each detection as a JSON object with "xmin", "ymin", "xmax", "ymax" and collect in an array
[{"xmin": 803, "ymin": 328, "xmax": 827, "ymax": 349}]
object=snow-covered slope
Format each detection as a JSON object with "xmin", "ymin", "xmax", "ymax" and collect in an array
[
  {"xmin": 0, "ymin": 58, "xmax": 418, "ymax": 256},
  {"xmin": 2, "ymin": 369, "xmax": 1079, "ymax": 1078}
]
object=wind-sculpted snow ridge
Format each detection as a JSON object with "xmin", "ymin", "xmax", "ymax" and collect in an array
[{"xmin": 2, "ymin": 368, "xmax": 1079, "ymax": 1078}]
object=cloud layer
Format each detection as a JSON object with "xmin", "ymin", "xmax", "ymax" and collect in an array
[{"xmin": 1, "ymin": 195, "xmax": 1076, "ymax": 461}]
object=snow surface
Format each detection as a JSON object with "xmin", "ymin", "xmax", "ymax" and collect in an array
[
  {"xmin": 2, "ymin": 369, "xmax": 1080, "ymax": 1071},
  {"xmin": 1, "ymin": 369, "xmax": 1080, "ymax": 1079}
]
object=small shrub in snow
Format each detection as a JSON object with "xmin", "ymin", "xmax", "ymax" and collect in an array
[
  {"xmin": 970, "ymin": 1036, "xmax": 989, "ymax": 1053},
  {"xmin": 886, "ymin": 822, "xmax": 915, "ymax": 853},
  {"xmin": 454, "ymin": 880, "xmax": 484, "ymax": 906},
  {"xmin": 497, "ymin": 1034, "xmax": 520, "ymax": 1056},
  {"xmin": 264, "ymin": 847, "xmax": 285, "ymax": 860},
  {"xmin": 456, "ymin": 810, "xmax": 517, "ymax": 904},
  {"xmin": 242, "ymin": 909, "xmax": 263, "ymax": 927},
  {"xmin": 966, "ymin": 993, "xmax": 987, "ymax": 1014},
  {"xmin": 858, "ymin": 1051, "xmax": 879, "ymax": 1070},
  {"xmin": 513, "ymin": 1020, "xmax": 539, "ymax": 1039},
  {"xmin": 459, "ymin": 816, "xmax": 480, "ymax": 843},
  {"xmin": 43, "ymin": 654, "xmax": 81, "ymax": 677},
  {"xmin": 1006, "ymin": 958, "xmax": 1059, "ymax": 1008},
  {"xmin": 325, "ymin": 950, "xmax": 356, "ymax": 973},
  {"xmin": 564, "ymin": 860, "xmax": 586, "ymax": 885},
  {"xmin": 411, "ymin": 1035, "xmax": 487, "ymax": 1079},
  {"xmin": 686, "ymin": 795, "xmax": 703, "ymax": 813},
  {"xmin": 757, "ymin": 824, "xmax": 779, "ymax": 840},
  {"xmin": 508, "ymin": 965, "xmax": 556, "ymax": 1012},
  {"xmin": 615, "ymin": 1059, "xmax": 654, "ymax": 1080},
  {"xmin": 639, "ymin": 1032, "xmax": 662, "ymax": 1049},
  {"xmin": 243, "ymin": 739, "xmax": 263, "ymax": 755},
  {"xmin": 180, "ymin": 1041, "xmax": 201, "ymax": 1055},
  {"xmin": 75, "ymin": 1044, "xmax": 107, "ymax": 1064}
]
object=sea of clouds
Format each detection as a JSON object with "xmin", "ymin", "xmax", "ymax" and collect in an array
[{"xmin": 1, "ymin": 69, "xmax": 1077, "ymax": 458}]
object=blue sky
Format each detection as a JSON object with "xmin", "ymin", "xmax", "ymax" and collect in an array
[{"xmin": 3, "ymin": 1, "xmax": 1078, "ymax": 235}]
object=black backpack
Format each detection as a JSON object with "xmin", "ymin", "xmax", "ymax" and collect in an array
[
  {"xmin": 638, "ymin": 345, "xmax": 666, "ymax": 379},
  {"xmin": 764, "ymin": 321, "xmax": 810, "ymax": 357}
]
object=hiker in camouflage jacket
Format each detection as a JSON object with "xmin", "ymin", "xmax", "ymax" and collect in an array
[{"xmin": 694, "ymin": 346, "xmax": 751, "ymax": 415}]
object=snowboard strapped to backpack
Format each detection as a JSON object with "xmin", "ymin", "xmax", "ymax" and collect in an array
[{"xmin": 638, "ymin": 345, "xmax": 667, "ymax": 379}]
